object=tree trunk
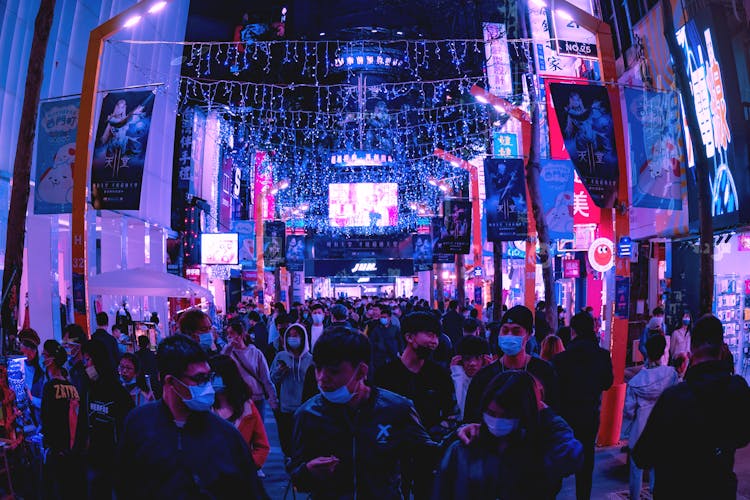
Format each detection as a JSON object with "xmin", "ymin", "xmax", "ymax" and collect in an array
[
  {"xmin": 1, "ymin": 0, "xmax": 57, "ymax": 353},
  {"xmin": 519, "ymin": 0, "xmax": 557, "ymax": 332},
  {"xmin": 492, "ymin": 242, "xmax": 503, "ymax": 321},
  {"xmin": 661, "ymin": 0, "xmax": 713, "ymax": 314}
]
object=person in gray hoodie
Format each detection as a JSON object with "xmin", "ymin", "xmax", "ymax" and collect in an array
[
  {"xmin": 270, "ymin": 323, "xmax": 313, "ymax": 459},
  {"xmin": 623, "ymin": 334, "xmax": 678, "ymax": 499}
]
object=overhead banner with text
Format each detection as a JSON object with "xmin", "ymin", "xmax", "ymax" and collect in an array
[
  {"xmin": 35, "ymin": 97, "xmax": 79, "ymax": 214},
  {"xmin": 432, "ymin": 200, "xmax": 472, "ymax": 254},
  {"xmin": 484, "ymin": 158, "xmax": 527, "ymax": 241},
  {"xmin": 412, "ymin": 234, "xmax": 433, "ymax": 271},
  {"xmin": 431, "ymin": 217, "xmax": 455, "ymax": 263},
  {"xmin": 549, "ymin": 83, "xmax": 618, "ymax": 208},
  {"xmin": 91, "ymin": 89, "xmax": 156, "ymax": 210},
  {"xmin": 539, "ymin": 160, "xmax": 575, "ymax": 240},
  {"xmin": 264, "ymin": 220, "xmax": 285, "ymax": 270},
  {"xmin": 624, "ymin": 88, "xmax": 684, "ymax": 209}
]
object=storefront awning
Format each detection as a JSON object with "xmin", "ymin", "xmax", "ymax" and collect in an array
[{"xmin": 88, "ymin": 267, "xmax": 213, "ymax": 300}]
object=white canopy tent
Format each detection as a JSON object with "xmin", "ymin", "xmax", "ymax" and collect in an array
[{"xmin": 88, "ymin": 267, "xmax": 213, "ymax": 300}]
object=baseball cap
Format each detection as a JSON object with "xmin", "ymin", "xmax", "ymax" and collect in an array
[{"xmin": 501, "ymin": 306, "xmax": 533, "ymax": 334}]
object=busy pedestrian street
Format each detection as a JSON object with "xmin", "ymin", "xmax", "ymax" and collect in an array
[{"xmin": 0, "ymin": 0, "xmax": 749, "ymax": 498}]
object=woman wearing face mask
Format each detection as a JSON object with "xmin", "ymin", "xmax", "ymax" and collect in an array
[
  {"xmin": 118, "ymin": 353, "xmax": 154, "ymax": 407},
  {"xmin": 19, "ymin": 328, "xmax": 45, "ymax": 429},
  {"xmin": 270, "ymin": 323, "xmax": 313, "ymax": 459},
  {"xmin": 669, "ymin": 313, "xmax": 691, "ymax": 364},
  {"xmin": 81, "ymin": 339, "xmax": 134, "ymax": 499},
  {"xmin": 209, "ymin": 355, "xmax": 270, "ymax": 471},
  {"xmin": 41, "ymin": 339, "xmax": 85, "ymax": 499},
  {"xmin": 434, "ymin": 371, "xmax": 582, "ymax": 500}
]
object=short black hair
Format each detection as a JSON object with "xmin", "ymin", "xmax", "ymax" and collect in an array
[
  {"xmin": 311, "ymin": 303, "xmax": 325, "ymax": 312},
  {"xmin": 570, "ymin": 311, "xmax": 596, "ymax": 340},
  {"xmin": 401, "ymin": 311, "xmax": 441, "ymax": 336},
  {"xmin": 247, "ymin": 311, "xmax": 261, "ymax": 322},
  {"xmin": 209, "ymin": 354, "xmax": 251, "ymax": 421},
  {"xmin": 692, "ymin": 314, "xmax": 724, "ymax": 357},
  {"xmin": 448, "ymin": 300, "xmax": 458, "ymax": 310},
  {"xmin": 43, "ymin": 339, "xmax": 68, "ymax": 370},
  {"xmin": 178, "ymin": 308, "xmax": 208, "ymax": 335},
  {"xmin": 228, "ymin": 321, "xmax": 246, "ymax": 334},
  {"xmin": 62, "ymin": 323, "xmax": 87, "ymax": 344},
  {"xmin": 645, "ymin": 334, "xmax": 666, "ymax": 361},
  {"xmin": 275, "ymin": 314, "xmax": 291, "ymax": 326},
  {"xmin": 456, "ymin": 335, "xmax": 489, "ymax": 356},
  {"xmin": 157, "ymin": 335, "xmax": 208, "ymax": 382},
  {"xmin": 462, "ymin": 317, "xmax": 479, "ymax": 333},
  {"xmin": 137, "ymin": 335, "xmax": 150, "ymax": 349},
  {"xmin": 312, "ymin": 331, "xmax": 371, "ymax": 368},
  {"xmin": 378, "ymin": 304, "xmax": 391, "ymax": 316},
  {"xmin": 95, "ymin": 312, "xmax": 109, "ymax": 327},
  {"xmin": 653, "ymin": 307, "xmax": 664, "ymax": 316}
]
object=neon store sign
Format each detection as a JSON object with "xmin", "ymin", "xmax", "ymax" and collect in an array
[{"xmin": 676, "ymin": 22, "xmax": 736, "ymax": 217}]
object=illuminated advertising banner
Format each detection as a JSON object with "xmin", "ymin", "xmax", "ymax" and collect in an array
[
  {"xmin": 529, "ymin": 5, "xmax": 598, "ymax": 78},
  {"xmin": 35, "ymin": 97, "xmax": 79, "ymax": 214},
  {"xmin": 412, "ymin": 235, "xmax": 433, "ymax": 272},
  {"xmin": 483, "ymin": 23, "xmax": 512, "ymax": 97},
  {"xmin": 539, "ymin": 160, "xmax": 575, "ymax": 240},
  {"xmin": 201, "ymin": 233, "xmax": 238, "ymax": 265},
  {"xmin": 677, "ymin": 14, "xmax": 750, "ymax": 229},
  {"xmin": 550, "ymin": 0, "xmax": 598, "ymax": 60},
  {"xmin": 484, "ymin": 158, "xmax": 527, "ymax": 241}
]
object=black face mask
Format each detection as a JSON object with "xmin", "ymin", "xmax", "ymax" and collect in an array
[{"xmin": 414, "ymin": 346, "xmax": 433, "ymax": 360}]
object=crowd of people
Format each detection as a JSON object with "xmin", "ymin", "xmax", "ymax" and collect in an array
[{"xmin": 13, "ymin": 295, "xmax": 750, "ymax": 499}]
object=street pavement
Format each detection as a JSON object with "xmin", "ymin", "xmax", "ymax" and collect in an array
[{"xmin": 259, "ymin": 404, "xmax": 750, "ymax": 499}]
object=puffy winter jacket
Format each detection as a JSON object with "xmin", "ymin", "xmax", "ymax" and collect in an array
[
  {"xmin": 433, "ymin": 408, "xmax": 583, "ymax": 500},
  {"xmin": 623, "ymin": 364, "xmax": 678, "ymax": 447},
  {"xmin": 290, "ymin": 387, "xmax": 440, "ymax": 500}
]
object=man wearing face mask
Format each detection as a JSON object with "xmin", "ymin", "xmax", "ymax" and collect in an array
[
  {"xmin": 178, "ymin": 308, "xmax": 218, "ymax": 354},
  {"xmin": 365, "ymin": 304, "xmax": 402, "ymax": 378},
  {"xmin": 290, "ymin": 330, "xmax": 439, "ymax": 499},
  {"xmin": 639, "ymin": 306, "xmax": 665, "ymax": 361},
  {"xmin": 116, "ymin": 335, "xmax": 264, "ymax": 499},
  {"xmin": 463, "ymin": 305, "xmax": 559, "ymax": 424},
  {"xmin": 308, "ymin": 303, "xmax": 327, "ymax": 348}
]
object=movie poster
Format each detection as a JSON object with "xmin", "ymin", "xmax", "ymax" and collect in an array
[
  {"xmin": 484, "ymin": 158, "xmax": 527, "ymax": 241},
  {"xmin": 539, "ymin": 160, "xmax": 575, "ymax": 240},
  {"xmin": 232, "ymin": 220, "xmax": 256, "ymax": 266},
  {"xmin": 432, "ymin": 200, "xmax": 471, "ymax": 254},
  {"xmin": 34, "ymin": 98, "xmax": 79, "ymax": 214},
  {"xmin": 285, "ymin": 235, "xmax": 305, "ymax": 271},
  {"xmin": 549, "ymin": 83, "xmax": 618, "ymax": 208},
  {"xmin": 412, "ymin": 234, "xmax": 433, "ymax": 271},
  {"xmin": 624, "ymin": 88, "xmax": 684, "ymax": 209},
  {"xmin": 431, "ymin": 217, "xmax": 455, "ymax": 263},
  {"xmin": 91, "ymin": 89, "xmax": 156, "ymax": 210},
  {"xmin": 263, "ymin": 221, "xmax": 285, "ymax": 270}
]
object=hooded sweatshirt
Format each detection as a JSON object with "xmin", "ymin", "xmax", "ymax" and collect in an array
[
  {"xmin": 270, "ymin": 323, "xmax": 314, "ymax": 413},
  {"xmin": 623, "ymin": 363, "xmax": 678, "ymax": 447}
]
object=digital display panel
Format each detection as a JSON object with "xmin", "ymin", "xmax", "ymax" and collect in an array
[
  {"xmin": 328, "ymin": 183, "xmax": 398, "ymax": 227},
  {"xmin": 201, "ymin": 233, "xmax": 239, "ymax": 265}
]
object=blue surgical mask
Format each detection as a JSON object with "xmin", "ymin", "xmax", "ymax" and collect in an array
[
  {"xmin": 319, "ymin": 373, "xmax": 357, "ymax": 404},
  {"xmin": 483, "ymin": 413, "xmax": 519, "ymax": 437},
  {"xmin": 379, "ymin": 318, "xmax": 389, "ymax": 326},
  {"xmin": 120, "ymin": 376, "xmax": 136, "ymax": 388},
  {"xmin": 212, "ymin": 376, "xmax": 225, "ymax": 392},
  {"xmin": 118, "ymin": 343, "xmax": 128, "ymax": 355},
  {"xmin": 682, "ymin": 319, "xmax": 690, "ymax": 326},
  {"xmin": 498, "ymin": 335, "xmax": 524, "ymax": 356},
  {"xmin": 312, "ymin": 313, "xmax": 324, "ymax": 324},
  {"xmin": 174, "ymin": 378, "xmax": 215, "ymax": 412},
  {"xmin": 287, "ymin": 337, "xmax": 302, "ymax": 349},
  {"xmin": 198, "ymin": 333, "xmax": 214, "ymax": 350}
]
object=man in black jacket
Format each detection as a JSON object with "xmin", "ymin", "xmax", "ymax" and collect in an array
[
  {"xmin": 633, "ymin": 315, "xmax": 750, "ymax": 499},
  {"xmin": 441, "ymin": 300, "xmax": 464, "ymax": 345},
  {"xmin": 551, "ymin": 311, "xmax": 613, "ymax": 500},
  {"xmin": 116, "ymin": 335, "xmax": 264, "ymax": 499},
  {"xmin": 91, "ymin": 312, "xmax": 120, "ymax": 369},
  {"xmin": 290, "ymin": 330, "xmax": 439, "ymax": 499}
]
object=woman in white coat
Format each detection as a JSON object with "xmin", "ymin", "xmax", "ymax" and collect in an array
[{"xmin": 624, "ymin": 334, "xmax": 679, "ymax": 499}]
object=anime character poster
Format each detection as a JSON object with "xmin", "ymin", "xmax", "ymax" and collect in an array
[
  {"xmin": 412, "ymin": 234, "xmax": 433, "ymax": 271},
  {"xmin": 34, "ymin": 98, "xmax": 79, "ymax": 214},
  {"xmin": 91, "ymin": 89, "xmax": 156, "ymax": 210},
  {"xmin": 285, "ymin": 235, "xmax": 305, "ymax": 271},
  {"xmin": 539, "ymin": 160, "xmax": 575, "ymax": 240},
  {"xmin": 432, "ymin": 200, "xmax": 471, "ymax": 254},
  {"xmin": 263, "ymin": 221, "xmax": 285, "ymax": 270},
  {"xmin": 549, "ymin": 83, "xmax": 619, "ymax": 208},
  {"xmin": 484, "ymin": 158, "xmax": 528, "ymax": 241},
  {"xmin": 624, "ymin": 88, "xmax": 684, "ymax": 209},
  {"xmin": 232, "ymin": 220, "xmax": 256, "ymax": 267}
]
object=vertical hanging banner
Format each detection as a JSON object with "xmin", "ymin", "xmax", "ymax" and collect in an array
[
  {"xmin": 264, "ymin": 220, "xmax": 285, "ymax": 270},
  {"xmin": 484, "ymin": 158, "xmax": 527, "ymax": 241},
  {"xmin": 431, "ymin": 217, "xmax": 454, "ymax": 263},
  {"xmin": 412, "ymin": 234, "xmax": 433, "ymax": 271},
  {"xmin": 624, "ymin": 88, "xmax": 684, "ymax": 209},
  {"xmin": 285, "ymin": 235, "xmax": 305, "ymax": 271},
  {"xmin": 91, "ymin": 89, "xmax": 156, "ymax": 210},
  {"xmin": 549, "ymin": 83, "xmax": 619, "ymax": 208},
  {"xmin": 539, "ymin": 160, "xmax": 575, "ymax": 240},
  {"xmin": 482, "ymin": 23, "xmax": 512, "ymax": 97},
  {"xmin": 434, "ymin": 200, "xmax": 472, "ymax": 254},
  {"xmin": 219, "ymin": 156, "xmax": 234, "ymax": 229},
  {"xmin": 232, "ymin": 220, "xmax": 256, "ymax": 266},
  {"xmin": 35, "ymin": 98, "xmax": 79, "ymax": 214}
]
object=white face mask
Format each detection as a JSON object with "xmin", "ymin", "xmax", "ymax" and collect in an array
[{"xmin": 483, "ymin": 413, "xmax": 519, "ymax": 437}]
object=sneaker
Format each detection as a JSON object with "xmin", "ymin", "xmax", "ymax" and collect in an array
[{"xmin": 257, "ymin": 469, "xmax": 266, "ymax": 478}]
